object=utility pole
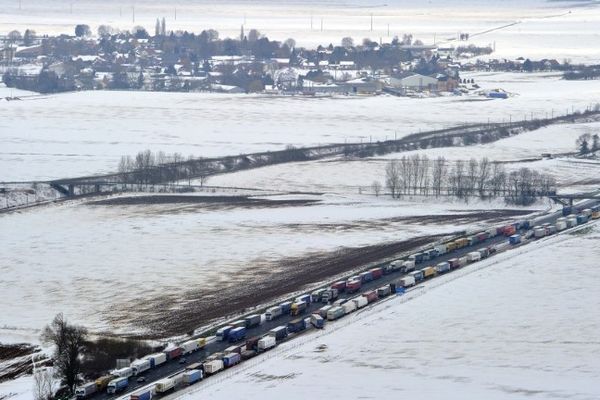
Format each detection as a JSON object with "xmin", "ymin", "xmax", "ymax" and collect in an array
[
  {"xmin": 310, "ymin": 12, "xmax": 313, "ymax": 30},
  {"xmin": 370, "ymin": 13, "xmax": 373, "ymax": 32},
  {"xmin": 132, "ymin": 5, "xmax": 135, "ymax": 23},
  {"xmin": 70, "ymin": 2, "xmax": 73, "ymax": 14},
  {"xmin": 320, "ymin": 18, "xmax": 323, "ymax": 32},
  {"xmin": 387, "ymin": 23, "xmax": 390, "ymax": 37},
  {"xmin": 174, "ymin": 6, "xmax": 177, "ymax": 20}
]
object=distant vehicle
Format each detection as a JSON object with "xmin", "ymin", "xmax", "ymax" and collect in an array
[
  {"xmin": 179, "ymin": 357, "xmax": 187, "ymax": 364},
  {"xmin": 136, "ymin": 376, "xmax": 146, "ymax": 384}
]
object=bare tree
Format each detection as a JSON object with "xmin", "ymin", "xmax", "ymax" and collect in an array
[
  {"xmin": 33, "ymin": 367, "xmax": 55, "ymax": 400},
  {"xmin": 371, "ymin": 180, "xmax": 382, "ymax": 196},
  {"xmin": 477, "ymin": 157, "xmax": 491, "ymax": 198},
  {"xmin": 432, "ymin": 156, "xmax": 446, "ymax": 197},
  {"xmin": 385, "ymin": 160, "xmax": 400, "ymax": 198},
  {"xmin": 41, "ymin": 313, "xmax": 88, "ymax": 395}
]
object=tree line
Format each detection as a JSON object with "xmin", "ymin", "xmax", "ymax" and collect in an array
[
  {"xmin": 384, "ymin": 155, "xmax": 556, "ymax": 205},
  {"xmin": 576, "ymin": 132, "xmax": 600, "ymax": 154}
]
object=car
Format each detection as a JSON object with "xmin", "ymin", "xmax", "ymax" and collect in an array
[
  {"xmin": 136, "ymin": 376, "xmax": 146, "ymax": 383},
  {"xmin": 179, "ymin": 357, "xmax": 187, "ymax": 364}
]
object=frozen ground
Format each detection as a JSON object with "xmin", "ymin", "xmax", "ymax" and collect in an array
[
  {"xmin": 1, "ymin": 1, "xmax": 599, "ymax": 63},
  {"xmin": 2, "ymin": 73, "xmax": 600, "ymax": 181},
  {"xmin": 172, "ymin": 221, "xmax": 600, "ymax": 400},
  {"xmin": 0, "ymin": 192, "xmax": 538, "ymax": 343}
]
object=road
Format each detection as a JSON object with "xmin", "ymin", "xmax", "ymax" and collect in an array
[{"xmin": 91, "ymin": 199, "xmax": 598, "ymax": 400}]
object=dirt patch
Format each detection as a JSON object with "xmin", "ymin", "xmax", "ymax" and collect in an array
[
  {"xmin": 88, "ymin": 195, "xmax": 319, "ymax": 210},
  {"xmin": 0, "ymin": 343, "xmax": 45, "ymax": 383}
]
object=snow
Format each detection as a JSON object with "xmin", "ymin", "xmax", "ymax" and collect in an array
[
  {"xmin": 0, "ymin": 193, "xmax": 534, "ymax": 341},
  {"xmin": 172, "ymin": 221, "xmax": 600, "ymax": 400},
  {"xmin": 0, "ymin": 375, "xmax": 34, "ymax": 400},
  {"xmin": 1, "ymin": 73, "xmax": 600, "ymax": 181}
]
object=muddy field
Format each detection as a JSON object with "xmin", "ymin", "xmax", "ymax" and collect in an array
[
  {"xmin": 89, "ymin": 195, "xmax": 319, "ymax": 208},
  {"xmin": 114, "ymin": 207, "xmax": 533, "ymax": 339}
]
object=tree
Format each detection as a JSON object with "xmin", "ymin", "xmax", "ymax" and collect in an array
[
  {"xmin": 385, "ymin": 160, "xmax": 400, "ymax": 198},
  {"xmin": 41, "ymin": 313, "xmax": 87, "ymax": 395},
  {"xmin": 8, "ymin": 30, "xmax": 22, "ymax": 43},
  {"xmin": 341, "ymin": 37, "xmax": 354, "ymax": 49},
  {"xmin": 248, "ymin": 29, "xmax": 261, "ymax": 42},
  {"xmin": 155, "ymin": 18, "xmax": 161, "ymax": 37},
  {"xmin": 97, "ymin": 25, "xmax": 114, "ymax": 38},
  {"xmin": 371, "ymin": 180, "xmax": 382, "ymax": 196},
  {"xmin": 33, "ymin": 367, "xmax": 55, "ymax": 400},
  {"xmin": 432, "ymin": 156, "xmax": 446, "ymax": 197},
  {"xmin": 133, "ymin": 26, "xmax": 149, "ymax": 39},
  {"xmin": 592, "ymin": 134, "xmax": 600, "ymax": 152},
  {"xmin": 75, "ymin": 24, "xmax": 91, "ymax": 38},
  {"xmin": 161, "ymin": 18, "xmax": 167, "ymax": 36},
  {"xmin": 23, "ymin": 29, "xmax": 36, "ymax": 46},
  {"xmin": 284, "ymin": 38, "xmax": 296, "ymax": 50},
  {"xmin": 523, "ymin": 58, "xmax": 533, "ymax": 72},
  {"xmin": 576, "ymin": 133, "xmax": 592, "ymax": 154}
]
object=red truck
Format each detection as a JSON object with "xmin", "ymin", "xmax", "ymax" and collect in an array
[
  {"xmin": 331, "ymin": 280, "xmax": 346, "ymax": 292},
  {"xmin": 346, "ymin": 279, "xmax": 361, "ymax": 294},
  {"xmin": 370, "ymin": 267, "xmax": 384, "ymax": 280},
  {"xmin": 362, "ymin": 290, "xmax": 378, "ymax": 303},
  {"xmin": 164, "ymin": 347, "xmax": 182, "ymax": 360}
]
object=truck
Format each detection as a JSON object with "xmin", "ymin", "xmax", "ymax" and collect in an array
[
  {"xmin": 362, "ymin": 290, "xmax": 378, "ymax": 303},
  {"xmin": 310, "ymin": 314, "xmax": 325, "ymax": 329},
  {"xmin": 534, "ymin": 227, "xmax": 546, "ymax": 238},
  {"xmin": 409, "ymin": 253, "xmax": 424, "ymax": 264},
  {"xmin": 555, "ymin": 220, "xmax": 567, "ymax": 231},
  {"xmin": 228, "ymin": 326, "xmax": 247, "ymax": 343},
  {"xmin": 359, "ymin": 271, "xmax": 373, "ymax": 283},
  {"xmin": 112, "ymin": 367, "xmax": 133, "ymax": 379},
  {"xmin": 241, "ymin": 349, "xmax": 257, "ymax": 360},
  {"xmin": 223, "ymin": 352, "xmax": 241, "ymax": 368},
  {"xmin": 244, "ymin": 314, "xmax": 261, "ymax": 329},
  {"xmin": 399, "ymin": 275, "xmax": 416, "ymax": 288},
  {"xmin": 269, "ymin": 326, "xmax": 288, "ymax": 341},
  {"xmin": 224, "ymin": 344, "xmax": 243, "ymax": 354},
  {"xmin": 577, "ymin": 214, "xmax": 589, "ymax": 224},
  {"xmin": 376, "ymin": 286, "xmax": 391, "ymax": 297},
  {"xmin": 566, "ymin": 217, "xmax": 578, "ymax": 228},
  {"xmin": 386, "ymin": 260, "xmax": 402, "ymax": 273},
  {"xmin": 408, "ymin": 270, "xmax": 424, "ymax": 282},
  {"xmin": 370, "ymin": 267, "xmax": 384, "ymax": 280},
  {"xmin": 318, "ymin": 305, "xmax": 333, "ymax": 318},
  {"xmin": 181, "ymin": 340, "xmax": 199, "ymax": 355},
  {"xmin": 502, "ymin": 225, "xmax": 517, "ymax": 236},
  {"xmin": 486, "ymin": 227, "xmax": 498, "ymax": 238},
  {"xmin": 435, "ymin": 262, "xmax": 450, "ymax": 274},
  {"xmin": 290, "ymin": 301, "xmax": 307, "ymax": 316},
  {"xmin": 279, "ymin": 301, "xmax": 293, "ymax": 314},
  {"xmin": 446, "ymin": 241, "xmax": 457, "ymax": 252},
  {"xmin": 186, "ymin": 362, "xmax": 203, "ymax": 371},
  {"xmin": 295, "ymin": 294, "xmax": 311, "ymax": 305},
  {"xmin": 402, "ymin": 260, "xmax": 416, "ymax": 273},
  {"xmin": 196, "ymin": 337, "xmax": 208, "ymax": 349},
  {"xmin": 509, "ymin": 234, "xmax": 521, "ymax": 245},
  {"xmin": 257, "ymin": 335, "xmax": 277, "ymax": 351},
  {"xmin": 155, "ymin": 377, "xmax": 175, "ymax": 394},
  {"xmin": 130, "ymin": 388, "xmax": 153, "ymax": 400},
  {"xmin": 131, "ymin": 359, "xmax": 151, "ymax": 376},
  {"xmin": 346, "ymin": 279, "xmax": 362, "ymax": 294},
  {"xmin": 448, "ymin": 258, "xmax": 460, "ymax": 269},
  {"xmin": 311, "ymin": 288, "xmax": 327, "ymax": 303},
  {"xmin": 321, "ymin": 288, "xmax": 338, "ymax": 303},
  {"xmin": 245, "ymin": 336, "xmax": 260, "ymax": 351},
  {"xmin": 95, "ymin": 375, "xmax": 113, "ymax": 391},
  {"xmin": 352, "ymin": 296, "xmax": 368, "ymax": 309},
  {"xmin": 107, "ymin": 377, "xmax": 128, "ymax": 394},
  {"xmin": 216, "ymin": 325, "xmax": 233, "ymax": 342},
  {"xmin": 182, "ymin": 369, "xmax": 203, "ymax": 385},
  {"xmin": 230, "ymin": 320, "xmax": 246, "ymax": 329},
  {"xmin": 342, "ymin": 300, "xmax": 357, "ymax": 314},
  {"xmin": 421, "ymin": 266, "xmax": 436, "ymax": 279},
  {"xmin": 434, "ymin": 244, "xmax": 447, "ymax": 255},
  {"xmin": 327, "ymin": 306, "xmax": 345, "ymax": 321},
  {"xmin": 458, "ymin": 256, "xmax": 468, "ymax": 267},
  {"xmin": 265, "ymin": 305, "xmax": 283, "ymax": 321},
  {"xmin": 467, "ymin": 251, "xmax": 481, "ymax": 262},
  {"xmin": 478, "ymin": 247, "xmax": 490, "ymax": 258},
  {"xmin": 75, "ymin": 382, "xmax": 97, "ymax": 399},
  {"xmin": 287, "ymin": 318, "xmax": 307, "ymax": 333},
  {"xmin": 203, "ymin": 359, "xmax": 224, "ymax": 375},
  {"xmin": 331, "ymin": 280, "xmax": 346, "ymax": 292},
  {"xmin": 164, "ymin": 346, "xmax": 182, "ymax": 360}
]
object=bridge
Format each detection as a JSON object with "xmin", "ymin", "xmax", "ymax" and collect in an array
[{"xmin": 549, "ymin": 191, "xmax": 600, "ymax": 206}]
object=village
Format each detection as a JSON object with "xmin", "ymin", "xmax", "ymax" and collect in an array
[{"xmin": 0, "ymin": 23, "xmax": 570, "ymax": 97}]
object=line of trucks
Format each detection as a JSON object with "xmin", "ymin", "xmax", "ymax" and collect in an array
[{"xmin": 75, "ymin": 204, "xmax": 599, "ymax": 400}]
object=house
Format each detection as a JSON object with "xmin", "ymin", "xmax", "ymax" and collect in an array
[
  {"xmin": 301, "ymin": 79, "xmax": 345, "ymax": 94},
  {"xmin": 434, "ymin": 74, "xmax": 459, "ymax": 92},
  {"xmin": 389, "ymin": 72, "xmax": 438, "ymax": 91},
  {"xmin": 342, "ymin": 77, "xmax": 382, "ymax": 94}
]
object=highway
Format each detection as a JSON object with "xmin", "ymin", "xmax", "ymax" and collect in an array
[{"xmin": 90, "ymin": 199, "xmax": 599, "ymax": 400}]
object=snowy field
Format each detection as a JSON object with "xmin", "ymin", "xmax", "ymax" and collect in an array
[
  {"xmin": 2, "ymin": 72, "xmax": 600, "ymax": 181},
  {"xmin": 172, "ymin": 221, "xmax": 600, "ymax": 400},
  {"xmin": 0, "ymin": 193, "xmax": 538, "ymax": 343},
  {"xmin": 1, "ymin": 1, "xmax": 599, "ymax": 63}
]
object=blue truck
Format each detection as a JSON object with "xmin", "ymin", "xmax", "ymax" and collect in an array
[
  {"xmin": 244, "ymin": 314, "xmax": 261, "ymax": 329},
  {"xmin": 279, "ymin": 301, "xmax": 292, "ymax": 314},
  {"xmin": 509, "ymin": 234, "xmax": 521, "ymax": 245},
  {"xmin": 106, "ymin": 377, "xmax": 128, "ymax": 394},
  {"xmin": 269, "ymin": 326, "xmax": 288, "ymax": 341},
  {"xmin": 182, "ymin": 369, "xmax": 203, "ymax": 385},
  {"xmin": 577, "ymin": 214, "xmax": 589, "ymax": 224},
  {"xmin": 410, "ymin": 253, "xmax": 424, "ymax": 264},
  {"xmin": 223, "ymin": 353, "xmax": 241, "ymax": 368},
  {"xmin": 228, "ymin": 327, "xmax": 247, "ymax": 343},
  {"xmin": 130, "ymin": 388, "xmax": 153, "ymax": 400},
  {"xmin": 287, "ymin": 318, "xmax": 306, "ymax": 333},
  {"xmin": 216, "ymin": 325, "xmax": 233, "ymax": 341}
]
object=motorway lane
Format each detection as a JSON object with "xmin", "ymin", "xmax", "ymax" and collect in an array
[{"xmin": 93, "ymin": 200, "xmax": 599, "ymax": 400}]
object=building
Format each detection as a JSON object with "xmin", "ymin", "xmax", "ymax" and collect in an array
[
  {"xmin": 389, "ymin": 72, "xmax": 438, "ymax": 91},
  {"xmin": 342, "ymin": 77, "xmax": 382, "ymax": 94}
]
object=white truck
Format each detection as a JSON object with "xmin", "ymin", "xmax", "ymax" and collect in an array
[
  {"xmin": 402, "ymin": 260, "xmax": 416, "ymax": 272},
  {"xmin": 111, "ymin": 367, "xmax": 133, "ymax": 379},
  {"xmin": 75, "ymin": 382, "xmax": 97, "ymax": 399},
  {"xmin": 131, "ymin": 359, "xmax": 151, "ymax": 376},
  {"xmin": 155, "ymin": 377, "xmax": 175, "ymax": 393},
  {"xmin": 352, "ymin": 296, "xmax": 368, "ymax": 309},
  {"xmin": 181, "ymin": 340, "xmax": 199, "ymax": 354},
  {"xmin": 257, "ymin": 335, "xmax": 277, "ymax": 351},
  {"xmin": 265, "ymin": 306, "xmax": 283, "ymax": 321},
  {"xmin": 204, "ymin": 359, "xmax": 225, "ymax": 375},
  {"xmin": 342, "ymin": 300, "xmax": 357, "ymax": 314},
  {"xmin": 467, "ymin": 251, "xmax": 481, "ymax": 262},
  {"xmin": 146, "ymin": 352, "xmax": 167, "ymax": 368},
  {"xmin": 399, "ymin": 275, "xmax": 416, "ymax": 288},
  {"xmin": 434, "ymin": 244, "xmax": 447, "ymax": 255}
]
